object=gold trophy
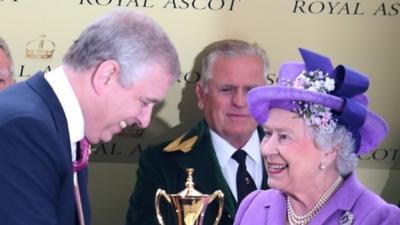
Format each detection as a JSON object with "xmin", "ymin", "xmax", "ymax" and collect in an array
[{"xmin": 155, "ymin": 168, "xmax": 224, "ymax": 225}]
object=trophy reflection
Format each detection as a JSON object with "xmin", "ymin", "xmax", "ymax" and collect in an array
[{"xmin": 155, "ymin": 168, "xmax": 224, "ymax": 225}]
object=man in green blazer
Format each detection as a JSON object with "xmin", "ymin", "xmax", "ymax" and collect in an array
[{"xmin": 126, "ymin": 39, "xmax": 270, "ymax": 225}]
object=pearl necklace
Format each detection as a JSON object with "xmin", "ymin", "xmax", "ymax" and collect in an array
[{"xmin": 287, "ymin": 176, "xmax": 343, "ymax": 225}]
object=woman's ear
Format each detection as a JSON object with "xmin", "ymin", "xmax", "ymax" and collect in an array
[
  {"xmin": 324, "ymin": 145, "xmax": 338, "ymax": 166},
  {"xmin": 91, "ymin": 60, "xmax": 120, "ymax": 94}
]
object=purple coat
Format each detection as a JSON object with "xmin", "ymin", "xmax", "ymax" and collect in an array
[{"xmin": 234, "ymin": 173, "xmax": 400, "ymax": 225}]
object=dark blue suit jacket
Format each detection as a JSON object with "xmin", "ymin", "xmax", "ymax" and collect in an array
[{"xmin": 0, "ymin": 72, "xmax": 90, "ymax": 225}]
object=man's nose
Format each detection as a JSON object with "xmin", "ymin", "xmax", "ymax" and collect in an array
[{"xmin": 232, "ymin": 90, "xmax": 247, "ymax": 107}]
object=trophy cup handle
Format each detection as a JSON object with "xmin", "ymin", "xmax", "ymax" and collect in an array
[
  {"xmin": 155, "ymin": 189, "xmax": 172, "ymax": 225},
  {"xmin": 209, "ymin": 190, "xmax": 224, "ymax": 225}
]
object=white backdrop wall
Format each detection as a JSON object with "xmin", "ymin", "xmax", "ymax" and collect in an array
[{"xmin": 1, "ymin": 1, "xmax": 399, "ymax": 224}]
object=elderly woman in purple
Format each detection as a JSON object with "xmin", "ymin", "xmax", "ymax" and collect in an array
[{"xmin": 233, "ymin": 48, "xmax": 400, "ymax": 225}]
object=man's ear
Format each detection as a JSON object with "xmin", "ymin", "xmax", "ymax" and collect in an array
[
  {"xmin": 195, "ymin": 83, "xmax": 205, "ymax": 110},
  {"xmin": 92, "ymin": 60, "xmax": 120, "ymax": 94}
]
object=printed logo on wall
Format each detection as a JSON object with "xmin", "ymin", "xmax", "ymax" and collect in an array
[
  {"xmin": 292, "ymin": 0, "xmax": 400, "ymax": 16},
  {"xmin": 358, "ymin": 148, "xmax": 400, "ymax": 169},
  {"xmin": 90, "ymin": 118, "xmax": 174, "ymax": 163},
  {"xmin": 16, "ymin": 34, "xmax": 56, "ymax": 79},
  {"xmin": 25, "ymin": 34, "xmax": 56, "ymax": 59},
  {"xmin": 78, "ymin": 0, "xmax": 242, "ymax": 11}
]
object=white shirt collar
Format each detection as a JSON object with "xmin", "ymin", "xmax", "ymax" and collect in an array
[
  {"xmin": 44, "ymin": 66, "xmax": 84, "ymax": 147},
  {"xmin": 211, "ymin": 129, "xmax": 262, "ymax": 167},
  {"xmin": 210, "ymin": 128, "xmax": 263, "ymax": 198}
]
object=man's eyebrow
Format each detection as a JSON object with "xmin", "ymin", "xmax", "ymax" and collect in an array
[
  {"xmin": 217, "ymin": 84, "xmax": 235, "ymax": 88},
  {"xmin": 246, "ymin": 85, "xmax": 260, "ymax": 89},
  {"xmin": 219, "ymin": 84, "xmax": 260, "ymax": 88}
]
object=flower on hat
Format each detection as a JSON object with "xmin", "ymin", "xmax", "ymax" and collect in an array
[
  {"xmin": 293, "ymin": 69, "xmax": 338, "ymax": 134},
  {"xmin": 247, "ymin": 48, "xmax": 389, "ymax": 155}
]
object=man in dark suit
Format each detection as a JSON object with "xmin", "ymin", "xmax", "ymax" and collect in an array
[
  {"xmin": 0, "ymin": 9, "xmax": 180, "ymax": 225},
  {"xmin": 126, "ymin": 39, "xmax": 269, "ymax": 225}
]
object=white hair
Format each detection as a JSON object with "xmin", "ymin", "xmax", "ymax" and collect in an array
[
  {"xmin": 199, "ymin": 39, "xmax": 269, "ymax": 92},
  {"xmin": 311, "ymin": 125, "xmax": 358, "ymax": 176},
  {"xmin": 63, "ymin": 9, "xmax": 180, "ymax": 87}
]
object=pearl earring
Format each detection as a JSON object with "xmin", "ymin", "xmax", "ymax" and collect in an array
[{"xmin": 319, "ymin": 162, "xmax": 326, "ymax": 170}]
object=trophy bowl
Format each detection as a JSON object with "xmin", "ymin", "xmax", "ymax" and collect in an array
[{"xmin": 155, "ymin": 168, "xmax": 224, "ymax": 225}]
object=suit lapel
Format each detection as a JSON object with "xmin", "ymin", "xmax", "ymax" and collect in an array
[
  {"xmin": 173, "ymin": 121, "xmax": 237, "ymax": 217},
  {"xmin": 27, "ymin": 72, "xmax": 90, "ymax": 224},
  {"xmin": 26, "ymin": 72, "xmax": 71, "ymax": 160}
]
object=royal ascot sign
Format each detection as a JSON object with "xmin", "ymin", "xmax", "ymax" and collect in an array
[
  {"xmin": 292, "ymin": 0, "xmax": 400, "ymax": 16},
  {"xmin": 78, "ymin": 0, "xmax": 400, "ymax": 15},
  {"xmin": 79, "ymin": 0, "xmax": 241, "ymax": 11},
  {"xmin": 358, "ymin": 148, "xmax": 400, "ymax": 169}
]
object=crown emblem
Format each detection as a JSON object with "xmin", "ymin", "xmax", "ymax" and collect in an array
[{"xmin": 25, "ymin": 34, "xmax": 55, "ymax": 59}]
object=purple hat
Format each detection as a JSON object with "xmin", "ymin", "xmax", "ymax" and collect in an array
[{"xmin": 248, "ymin": 48, "xmax": 388, "ymax": 155}]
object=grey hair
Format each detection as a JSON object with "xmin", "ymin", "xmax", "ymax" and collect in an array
[
  {"xmin": 311, "ymin": 125, "xmax": 358, "ymax": 176},
  {"xmin": 63, "ymin": 9, "xmax": 180, "ymax": 87},
  {"xmin": 199, "ymin": 39, "xmax": 269, "ymax": 91},
  {"xmin": 0, "ymin": 36, "xmax": 15, "ymax": 80}
]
